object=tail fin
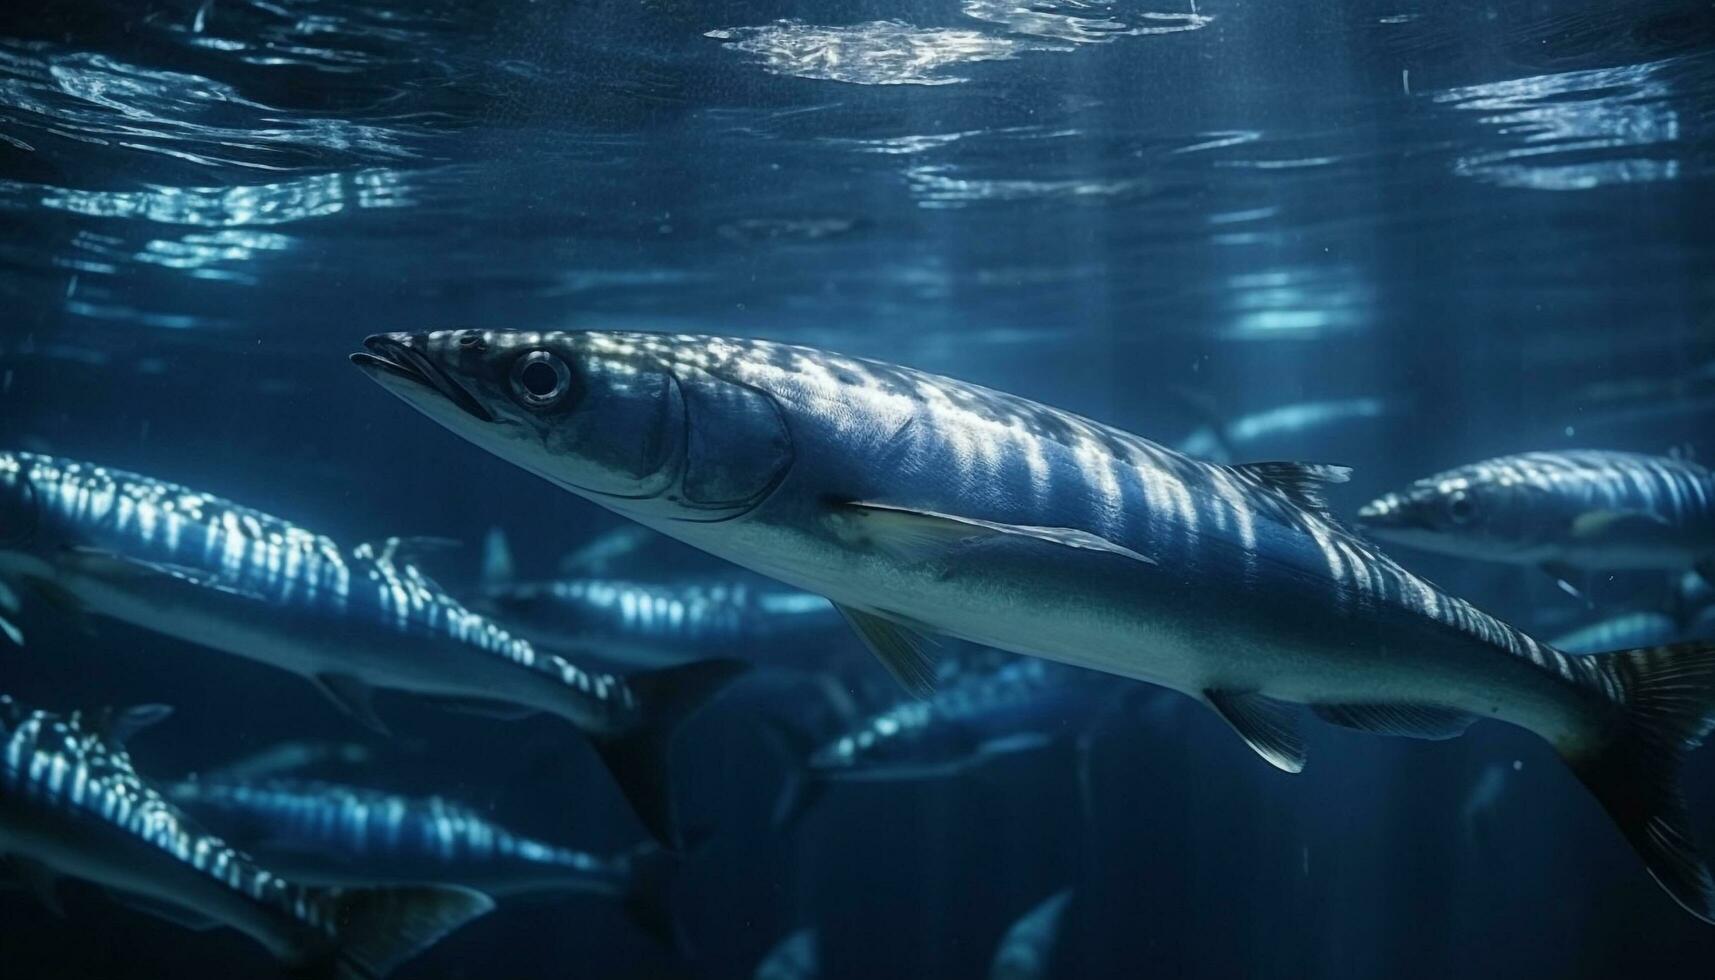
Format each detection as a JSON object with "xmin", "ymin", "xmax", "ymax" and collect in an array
[
  {"xmin": 592, "ymin": 658, "xmax": 749, "ymax": 848},
  {"xmin": 753, "ymin": 715, "xmax": 826, "ymax": 832},
  {"xmin": 315, "ymin": 885, "xmax": 493, "ymax": 980},
  {"xmin": 1567, "ymin": 641, "xmax": 1715, "ymax": 922},
  {"xmin": 623, "ymin": 844, "xmax": 687, "ymax": 955}
]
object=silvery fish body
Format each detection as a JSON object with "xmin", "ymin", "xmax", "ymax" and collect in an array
[
  {"xmin": 0, "ymin": 696, "xmax": 490, "ymax": 976},
  {"xmin": 1356, "ymin": 450, "xmax": 1715, "ymax": 576},
  {"xmin": 806, "ymin": 657, "xmax": 1101, "ymax": 781},
  {"xmin": 168, "ymin": 776, "xmax": 656, "ymax": 900},
  {"xmin": 478, "ymin": 576, "xmax": 844, "ymax": 669},
  {"xmin": 0, "ymin": 451, "xmax": 746, "ymax": 846},
  {"xmin": 353, "ymin": 329, "xmax": 1715, "ymax": 922}
]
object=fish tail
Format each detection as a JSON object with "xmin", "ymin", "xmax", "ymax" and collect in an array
[
  {"xmin": 593, "ymin": 658, "xmax": 749, "ymax": 848},
  {"xmin": 752, "ymin": 714, "xmax": 825, "ymax": 832},
  {"xmin": 623, "ymin": 843, "xmax": 688, "ymax": 956},
  {"xmin": 1566, "ymin": 640, "xmax": 1715, "ymax": 922},
  {"xmin": 291, "ymin": 884, "xmax": 493, "ymax": 979}
]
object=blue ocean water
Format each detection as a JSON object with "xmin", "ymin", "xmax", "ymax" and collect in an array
[{"xmin": 1, "ymin": 0, "xmax": 1713, "ymax": 977}]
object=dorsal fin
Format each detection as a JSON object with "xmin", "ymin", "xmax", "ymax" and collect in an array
[{"xmin": 1230, "ymin": 461, "xmax": 1352, "ymax": 515}]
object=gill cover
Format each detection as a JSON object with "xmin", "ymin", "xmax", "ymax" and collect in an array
[{"xmin": 669, "ymin": 363, "xmax": 793, "ymax": 520}]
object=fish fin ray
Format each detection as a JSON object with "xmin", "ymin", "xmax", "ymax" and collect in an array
[
  {"xmin": 835, "ymin": 604, "xmax": 937, "ymax": 698},
  {"xmin": 1569, "ymin": 640, "xmax": 1715, "ymax": 922},
  {"xmin": 1228, "ymin": 461, "xmax": 1352, "ymax": 516},
  {"xmin": 842, "ymin": 502, "xmax": 1156, "ymax": 567},
  {"xmin": 317, "ymin": 884, "xmax": 494, "ymax": 979},
  {"xmin": 1311, "ymin": 702, "xmax": 1474, "ymax": 740},
  {"xmin": 1204, "ymin": 690, "xmax": 1305, "ymax": 773}
]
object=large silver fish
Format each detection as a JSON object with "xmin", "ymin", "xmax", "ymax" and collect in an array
[
  {"xmin": 1355, "ymin": 450, "xmax": 1715, "ymax": 588},
  {"xmin": 0, "ymin": 451, "xmax": 745, "ymax": 846},
  {"xmin": 0, "ymin": 696, "xmax": 491, "ymax": 977},
  {"xmin": 352, "ymin": 329, "xmax": 1715, "ymax": 921},
  {"xmin": 168, "ymin": 776, "xmax": 678, "ymax": 946}
]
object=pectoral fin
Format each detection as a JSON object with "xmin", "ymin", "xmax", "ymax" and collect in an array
[
  {"xmin": 1311, "ymin": 702, "xmax": 1474, "ymax": 740},
  {"xmin": 841, "ymin": 502, "xmax": 1156, "ymax": 567},
  {"xmin": 834, "ymin": 604, "xmax": 937, "ymax": 698},
  {"xmin": 312, "ymin": 674, "xmax": 390, "ymax": 737},
  {"xmin": 1204, "ymin": 690, "xmax": 1305, "ymax": 773}
]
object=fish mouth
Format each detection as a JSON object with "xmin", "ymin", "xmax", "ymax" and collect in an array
[{"xmin": 351, "ymin": 334, "xmax": 495, "ymax": 424}]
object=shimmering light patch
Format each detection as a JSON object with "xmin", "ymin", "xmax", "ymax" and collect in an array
[
  {"xmin": 1435, "ymin": 59, "xmax": 1684, "ymax": 191},
  {"xmin": 905, "ymin": 164, "xmax": 1147, "ymax": 207},
  {"xmin": 707, "ymin": 20, "xmax": 1031, "ymax": 86},
  {"xmin": 1220, "ymin": 265, "xmax": 1372, "ymax": 341},
  {"xmin": 961, "ymin": 0, "xmax": 1209, "ymax": 43}
]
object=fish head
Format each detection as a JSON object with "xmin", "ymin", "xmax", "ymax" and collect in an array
[
  {"xmin": 1354, "ymin": 465, "xmax": 1559, "ymax": 561},
  {"xmin": 353, "ymin": 330, "xmax": 794, "ymax": 522}
]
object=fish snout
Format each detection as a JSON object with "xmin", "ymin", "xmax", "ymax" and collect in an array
[{"xmin": 351, "ymin": 332, "xmax": 496, "ymax": 423}]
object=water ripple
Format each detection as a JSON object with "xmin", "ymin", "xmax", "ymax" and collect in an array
[
  {"xmin": 1435, "ymin": 57, "xmax": 1687, "ymax": 191},
  {"xmin": 961, "ymin": 1, "xmax": 1210, "ymax": 44},
  {"xmin": 706, "ymin": 21, "xmax": 1038, "ymax": 87},
  {"xmin": 0, "ymin": 41, "xmax": 421, "ymax": 171}
]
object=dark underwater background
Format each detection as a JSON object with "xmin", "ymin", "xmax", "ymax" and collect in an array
[{"xmin": 2, "ymin": 0, "xmax": 1715, "ymax": 977}]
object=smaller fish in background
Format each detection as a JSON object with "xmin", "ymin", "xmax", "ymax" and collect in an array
[
  {"xmin": 990, "ymin": 888, "xmax": 1073, "ymax": 980},
  {"xmin": 0, "ymin": 695, "xmax": 491, "ymax": 977},
  {"xmin": 478, "ymin": 576, "xmax": 848, "ymax": 670},
  {"xmin": 168, "ymin": 776, "xmax": 680, "ymax": 949},
  {"xmin": 1550, "ymin": 611, "xmax": 1683, "ymax": 656},
  {"xmin": 753, "ymin": 926, "xmax": 818, "ymax": 980},
  {"xmin": 199, "ymin": 740, "xmax": 379, "ymax": 782},
  {"xmin": 480, "ymin": 527, "xmax": 847, "ymax": 670},
  {"xmin": 1356, "ymin": 450, "xmax": 1715, "ymax": 598},
  {"xmin": 760, "ymin": 657, "xmax": 1125, "ymax": 830},
  {"xmin": 1175, "ymin": 395, "xmax": 1394, "ymax": 463},
  {"xmin": 0, "ymin": 452, "xmax": 748, "ymax": 848}
]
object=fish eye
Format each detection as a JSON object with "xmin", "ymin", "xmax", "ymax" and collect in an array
[
  {"xmin": 1445, "ymin": 489, "xmax": 1475, "ymax": 525},
  {"xmin": 457, "ymin": 331, "xmax": 487, "ymax": 352},
  {"xmin": 510, "ymin": 350, "xmax": 572, "ymax": 408}
]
